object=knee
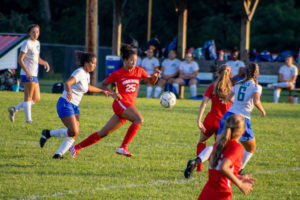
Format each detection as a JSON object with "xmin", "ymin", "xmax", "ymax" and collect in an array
[
  {"xmin": 134, "ymin": 116, "xmax": 144, "ymax": 125},
  {"xmin": 68, "ymin": 129, "xmax": 79, "ymax": 138},
  {"xmin": 33, "ymin": 98, "xmax": 40, "ymax": 104}
]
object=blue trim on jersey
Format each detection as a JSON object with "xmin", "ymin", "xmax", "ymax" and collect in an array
[
  {"xmin": 21, "ymin": 75, "xmax": 39, "ymax": 83},
  {"xmin": 56, "ymin": 97, "xmax": 80, "ymax": 118},
  {"xmin": 218, "ymin": 112, "xmax": 254, "ymax": 142}
]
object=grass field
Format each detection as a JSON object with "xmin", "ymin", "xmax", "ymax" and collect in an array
[{"xmin": 0, "ymin": 90, "xmax": 300, "ymax": 200}]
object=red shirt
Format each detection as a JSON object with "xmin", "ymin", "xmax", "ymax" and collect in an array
[
  {"xmin": 204, "ymin": 84, "xmax": 232, "ymax": 127},
  {"xmin": 106, "ymin": 67, "xmax": 149, "ymax": 106},
  {"xmin": 198, "ymin": 140, "xmax": 244, "ymax": 200}
]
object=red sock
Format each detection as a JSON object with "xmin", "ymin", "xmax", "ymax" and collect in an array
[
  {"xmin": 120, "ymin": 123, "xmax": 140, "ymax": 149},
  {"xmin": 196, "ymin": 142, "xmax": 206, "ymax": 171},
  {"xmin": 75, "ymin": 132, "xmax": 101, "ymax": 150}
]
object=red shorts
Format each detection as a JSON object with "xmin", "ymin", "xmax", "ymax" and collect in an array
[
  {"xmin": 202, "ymin": 117, "xmax": 220, "ymax": 138},
  {"xmin": 112, "ymin": 100, "xmax": 131, "ymax": 124}
]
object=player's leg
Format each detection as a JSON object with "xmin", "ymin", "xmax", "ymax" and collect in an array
[
  {"xmin": 172, "ymin": 78, "xmax": 184, "ymax": 96},
  {"xmin": 23, "ymin": 81, "xmax": 36, "ymax": 123},
  {"xmin": 154, "ymin": 78, "xmax": 167, "ymax": 98},
  {"xmin": 189, "ymin": 78, "xmax": 197, "ymax": 97},
  {"xmin": 146, "ymin": 84, "xmax": 153, "ymax": 98},
  {"xmin": 70, "ymin": 114, "xmax": 123, "ymax": 158},
  {"xmin": 116, "ymin": 106, "xmax": 144, "ymax": 157},
  {"xmin": 32, "ymin": 82, "xmax": 41, "ymax": 104}
]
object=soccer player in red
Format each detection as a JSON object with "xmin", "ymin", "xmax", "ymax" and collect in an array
[
  {"xmin": 184, "ymin": 65, "xmax": 232, "ymax": 178},
  {"xmin": 198, "ymin": 114, "xmax": 256, "ymax": 200},
  {"xmin": 69, "ymin": 45, "xmax": 161, "ymax": 158}
]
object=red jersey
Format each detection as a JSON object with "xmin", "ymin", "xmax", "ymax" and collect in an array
[
  {"xmin": 204, "ymin": 84, "xmax": 232, "ymax": 127},
  {"xmin": 106, "ymin": 67, "xmax": 149, "ymax": 106},
  {"xmin": 198, "ymin": 140, "xmax": 244, "ymax": 200}
]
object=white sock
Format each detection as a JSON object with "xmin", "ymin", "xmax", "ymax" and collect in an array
[
  {"xmin": 172, "ymin": 83, "xmax": 179, "ymax": 95},
  {"xmin": 154, "ymin": 86, "xmax": 162, "ymax": 98},
  {"xmin": 15, "ymin": 101, "xmax": 24, "ymax": 111},
  {"xmin": 241, "ymin": 150, "xmax": 253, "ymax": 170},
  {"xmin": 55, "ymin": 137, "xmax": 75, "ymax": 156},
  {"xmin": 146, "ymin": 86, "xmax": 153, "ymax": 98},
  {"xmin": 273, "ymin": 82, "xmax": 289, "ymax": 88},
  {"xmin": 31, "ymin": 100, "xmax": 35, "ymax": 105},
  {"xmin": 197, "ymin": 145, "xmax": 213, "ymax": 162},
  {"xmin": 50, "ymin": 128, "xmax": 68, "ymax": 138},
  {"xmin": 190, "ymin": 84, "xmax": 197, "ymax": 97},
  {"xmin": 274, "ymin": 89, "xmax": 280, "ymax": 103},
  {"xmin": 23, "ymin": 101, "xmax": 32, "ymax": 122}
]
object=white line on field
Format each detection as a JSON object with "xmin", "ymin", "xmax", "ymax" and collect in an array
[{"xmin": 20, "ymin": 167, "xmax": 300, "ymax": 200}]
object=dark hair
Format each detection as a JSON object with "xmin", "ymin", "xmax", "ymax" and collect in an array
[
  {"xmin": 75, "ymin": 50, "xmax": 96, "ymax": 67},
  {"xmin": 27, "ymin": 24, "xmax": 40, "ymax": 34},
  {"xmin": 120, "ymin": 44, "xmax": 136, "ymax": 60},
  {"xmin": 242, "ymin": 63, "xmax": 259, "ymax": 87}
]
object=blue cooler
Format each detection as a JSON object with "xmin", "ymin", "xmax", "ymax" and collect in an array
[{"xmin": 105, "ymin": 55, "xmax": 121, "ymax": 77}]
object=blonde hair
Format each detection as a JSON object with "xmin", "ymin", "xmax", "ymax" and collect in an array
[
  {"xmin": 209, "ymin": 114, "xmax": 245, "ymax": 169},
  {"xmin": 241, "ymin": 63, "xmax": 259, "ymax": 87},
  {"xmin": 213, "ymin": 65, "xmax": 232, "ymax": 102}
]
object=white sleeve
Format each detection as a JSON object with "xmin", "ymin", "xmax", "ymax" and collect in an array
[
  {"xmin": 20, "ymin": 40, "xmax": 29, "ymax": 53},
  {"xmin": 279, "ymin": 66, "xmax": 284, "ymax": 74},
  {"xmin": 239, "ymin": 61, "xmax": 245, "ymax": 68},
  {"xmin": 161, "ymin": 59, "xmax": 167, "ymax": 68},
  {"xmin": 179, "ymin": 62, "xmax": 184, "ymax": 71},
  {"xmin": 141, "ymin": 58, "xmax": 146, "ymax": 68},
  {"xmin": 155, "ymin": 58, "xmax": 160, "ymax": 67},
  {"xmin": 193, "ymin": 61, "xmax": 199, "ymax": 71},
  {"xmin": 71, "ymin": 69, "xmax": 84, "ymax": 83},
  {"xmin": 292, "ymin": 66, "xmax": 298, "ymax": 76},
  {"xmin": 254, "ymin": 85, "xmax": 262, "ymax": 94}
]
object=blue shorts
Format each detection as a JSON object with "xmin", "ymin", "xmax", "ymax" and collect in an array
[
  {"xmin": 56, "ymin": 97, "xmax": 80, "ymax": 118},
  {"xmin": 183, "ymin": 79, "xmax": 190, "ymax": 85},
  {"xmin": 218, "ymin": 112, "xmax": 254, "ymax": 142},
  {"xmin": 21, "ymin": 75, "xmax": 39, "ymax": 83}
]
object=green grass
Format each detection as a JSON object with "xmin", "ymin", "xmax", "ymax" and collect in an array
[{"xmin": 0, "ymin": 91, "xmax": 299, "ymax": 199}]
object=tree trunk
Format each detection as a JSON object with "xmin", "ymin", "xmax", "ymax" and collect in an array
[
  {"xmin": 177, "ymin": 0, "xmax": 187, "ymax": 59},
  {"xmin": 112, "ymin": 0, "xmax": 122, "ymax": 56}
]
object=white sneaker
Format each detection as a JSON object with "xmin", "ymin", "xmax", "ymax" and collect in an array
[
  {"xmin": 8, "ymin": 107, "xmax": 16, "ymax": 122},
  {"xmin": 116, "ymin": 147, "xmax": 133, "ymax": 157}
]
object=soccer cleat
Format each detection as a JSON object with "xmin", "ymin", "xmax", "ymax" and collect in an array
[
  {"xmin": 69, "ymin": 145, "xmax": 78, "ymax": 158},
  {"xmin": 26, "ymin": 120, "xmax": 33, "ymax": 124},
  {"xmin": 40, "ymin": 129, "xmax": 50, "ymax": 148},
  {"xmin": 184, "ymin": 160, "xmax": 197, "ymax": 179},
  {"xmin": 116, "ymin": 147, "xmax": 133, "ymax": 157},
  {"xmin": 52, "ymin": 154, "xmax": 64, "ymax": 159},
  {"xmin": 8, "ymin": 107, "xmax": 16, "ymax": 122}
]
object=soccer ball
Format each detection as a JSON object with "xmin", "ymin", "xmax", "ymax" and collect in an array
[{"xmin": 160, "ymin": 92, "xmax": 176, "ymax": 108}]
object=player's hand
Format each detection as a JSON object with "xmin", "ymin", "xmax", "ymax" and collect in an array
[
  {"xmin": 153, "ymin": 69, "xmax": 162, "ymax": 77},
  {"xmin": 102, "ymin": 90, "xmax": 113, "ymax": 97},
  {"xmin": 238, "ymin": 174, "xmax": 257, "ymax": 184},
  {"xmin": 197, "ymin": 121, "xmax": 206, "ymax": 133},
  {"xmin": 44, "ymin": 62, "xmax": 50, "ymax": 72},
  {"xmin": 66, "ymin": 91, "xmax": 72, "ymax": 101},
  {"xmin": 26, "ymin": 72, "xmax": 33, "ymax": 80},
  {"xmin": 112, "ymin": 92, "xmax": 122, "ymax": 100},
  {"xmin": 239, "ymin": 181, "xmax": 254, "ymax": 195},
  {"xmin": 260, "ymin": 110, "xmax": 266, "ymax": 117}
]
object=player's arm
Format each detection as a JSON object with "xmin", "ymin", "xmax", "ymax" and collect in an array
[
  {"xmin": 220, "ymin": 158, "xmax": 254, "ymax": 195},
  {"xmin": 197, "ymin": 96, "xmax": 209, "ymax": 133},
  {"xmin": 88, "ymin": 84, "xmax": 113, "ymax": 97},
  {"xmin": 253, "ymin": 92, "xmax": 266, "ymax": 117},
  {"xmin": 38, "ymin": 57, "xmax": 50, "ymax": 72},
  {"xmin": 18, "ymin": 52, "xmax": 31, "ymax": 79},
  {"xmin": 227, "ymin": 91, "xmax": 235, "ymax": 103},
  {"xmin": 291, "ymin": 75, "xmax": 297, "ymax": 83},
  {"xmin": 64, "ymin": 77, "xmax": 76, "ymax": 101},
  {"xmin": 145, "ymin": 68, "xmax": 161, "ymax": 85}
]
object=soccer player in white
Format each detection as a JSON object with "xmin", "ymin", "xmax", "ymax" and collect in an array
[
  {"xmin": 154, "ymin": 50, "xmax": 180, "ymax": 98},
  {"xmin": 268, "ymin": 56, "xmax": 298, "ymax": 103},
  {"xmin": 172, "ymin": 52, "xmax": 199, "ymax": 98},
  {"xmin": 190, "ymin": 63, "xmax": 266, "ymax": 174},
  {"xmin": 141, "ymin": 49, "xmax": 160, "ymax": 98},
  {"xmin": 39, "ymin": 51, "xmax": 115, "ymax": 159},
  {"xmin": 8, "ymin": 24, "xmax": 50, "ymax": 123},
  {"xmin": 225, "ymin": 49, "xmax": 245, "ymax": 83}
]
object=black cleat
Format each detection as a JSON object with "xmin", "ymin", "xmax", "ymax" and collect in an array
[
  {"xmin": 184, "ymin": 160, "xmax": 197, "ymax": 179},
  {"xmin": 40, "ymin": 129, "xmax": 50, "ymax": 148},
  {"xmin": 52, "ymin": 154, "xmax": 64, "ymax": 159}
]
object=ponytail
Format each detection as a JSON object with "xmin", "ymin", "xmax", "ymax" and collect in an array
[
  {"xmin": 213, "ymin": 65, "xmax": 232, "ymax": 102},
  {"xmin": 120, "ymin": 44, "xmax": 136, "ymax": 60},
  {"xmin": 241, "ymin": 63, "xmax": 259, "ymax": 87}
]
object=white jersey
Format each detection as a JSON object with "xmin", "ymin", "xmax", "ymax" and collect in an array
[
  {"xmin": 141, "ymin": 57, "xmax": 160, "ymax": 75},
  {"xmin": 228, "ymin": 80, "xmax": 262, "ymax": 119},
  {"xmin": 179, "ymin": 61, "xmax": 199, "ymax": 75},
  {"xmin": 161, "ymin": 58, "xmax": 181, "ymax": 76},
  {"xmin": 225, "ymin": 60, "xmax": 245, "ymax": 77},
  {"xmin": 20, "ymin": 39, "xmax": 40, "ymax": 77},
  {"xmin": 279, "ymin": 64, "xmax": 298, "ymax": 82},
  {"xmin": 62, "ymin": 67, "xmax": 90, "ymax": 106}
]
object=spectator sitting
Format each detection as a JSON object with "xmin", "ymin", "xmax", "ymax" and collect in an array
[
  {"xmin": 225, "ymin": 48, "xmax": 245, "ymax": 83},
  {"xmin": 141, "ymin": 49, "xmax": 160, "ymax": 98},
  {"xmin": 154, "ymin": 50, "xmax": 181, "ymax": 98},
  {"xmin": 172, "ymin": 52, "xmax": 199, "ymax": 98},
  {"xmin": 267, "ymin": 55, "xmax": 298, "ymax": 103}
]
